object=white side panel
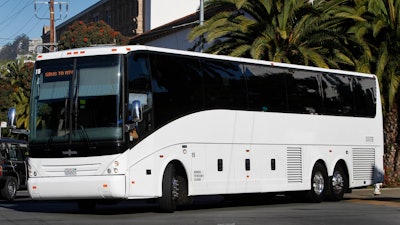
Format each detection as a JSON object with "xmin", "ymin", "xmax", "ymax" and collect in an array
[{"xmin": 126, "ymin": 109, "xmax": 383, "ymax": 198}]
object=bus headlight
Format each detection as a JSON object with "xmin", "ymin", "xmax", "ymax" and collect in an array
[
  {"xmin": 107, "ymin": 161, "xmax": 120, "ymax": 174},
  {"xmin": 28, "ymin": 164, "xmax": 37, "ymax": 177}
]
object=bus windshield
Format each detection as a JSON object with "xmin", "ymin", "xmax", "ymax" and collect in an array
[{"xmin": 30, "ymin": 55, "xmax": 123, "ymax": 146}]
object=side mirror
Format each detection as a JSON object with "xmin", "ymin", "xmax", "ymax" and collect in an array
[
  {"xmin": 131, "ymin": 100, "xmax": 143, "ymax": 123},
  {"xmin": 7, "ymin": 107, "xmax": 29, "ymax": 135},
  {"xmin": 7, "ymin": 108, "xmax": 17, "ymax": 129}
]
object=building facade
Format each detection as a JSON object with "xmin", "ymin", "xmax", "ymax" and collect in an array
[
  {"xmin": 42, "ymin": 0, "xmax": 201, "ymax": 51},
  {"xmin": 56, "ymin": 0, "xmax": 144, "ymax": 39}
]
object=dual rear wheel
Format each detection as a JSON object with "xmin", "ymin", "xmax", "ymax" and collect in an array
[{"xmin": 307, "ymin": 162, "xmax": 348, "ymax": 202}]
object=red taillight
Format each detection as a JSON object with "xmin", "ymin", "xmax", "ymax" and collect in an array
[{"xmin": 0, "ymin": 165, "xmax": 2, "ymax": 176}]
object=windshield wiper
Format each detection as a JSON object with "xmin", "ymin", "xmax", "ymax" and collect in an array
[{"xmin": 78, "ymin": 124, "xmax": 94, "ymax": 149}]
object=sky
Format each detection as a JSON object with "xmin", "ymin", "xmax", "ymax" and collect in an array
[{"xmin": 0, "ymin": 0, "xmax": 100, "ymax": 47}]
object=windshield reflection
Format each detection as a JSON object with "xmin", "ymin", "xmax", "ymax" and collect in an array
[{"xmin": 31, "ymin": 55, "xmax": 122, "ymax": 144}]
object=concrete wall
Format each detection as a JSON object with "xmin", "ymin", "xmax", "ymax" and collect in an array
[{"xmin": 144, "ymin": 0, "xmax": 199, "ymax": 30}]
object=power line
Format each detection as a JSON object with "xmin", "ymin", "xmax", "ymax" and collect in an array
[
  {"xmin": 7, "ymin": 4, "xmax": 45, "ymax": 40},
  {"xmin": 0, "ymin": 0, "xmax": 34, "ymax": 40},
  {"xmin": 0, "ymin": 0, "xmax": 11, "ymax": 8},
  {"xmin": 0, "ymin": 1, "xmax": 43, "ymax": 46},
  {"xmin": 0, "ymin": 1, "xmax": 32, "ymax": 27}
]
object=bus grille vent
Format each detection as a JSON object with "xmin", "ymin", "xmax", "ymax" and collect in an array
[
  {"xmin": 352, "ymin": 148, "xmax": 375, "ymax": 181},
  {"xmin": 287, "ymin": 147, "xmax": 302, "ymax": 183}
]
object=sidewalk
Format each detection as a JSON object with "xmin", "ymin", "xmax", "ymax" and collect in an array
[{"xmin": 345, "ymin": 187, "xmax": 400, "ymax": 199}]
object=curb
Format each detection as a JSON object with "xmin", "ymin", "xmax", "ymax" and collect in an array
[{"xmin": 345, "ymin": 187, "xmax": 400, "ymax": 199}]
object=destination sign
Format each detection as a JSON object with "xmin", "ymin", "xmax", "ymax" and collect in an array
[
  {"xmin": 42, "ymin": 69, "xmax": 74, "ymax": 82},
  {"xmin": 45, "ymin": 69, "xmax": 74, "ymax": 77}
]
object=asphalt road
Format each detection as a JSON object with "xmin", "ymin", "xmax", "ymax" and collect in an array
[{"xmin": 0, "ymin": 188, "xmax": 399, "ymax": 225}]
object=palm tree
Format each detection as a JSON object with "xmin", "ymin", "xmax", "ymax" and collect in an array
[
  {"xmin": 13, "ymin": 87, "xmax": 30, "ymax": 129},
  {"xmin": 350, "ymin": 0, "xmax": 400, "ymax": 186},
  {"xmin": 4, "ymin": 60, "xmax": 32, "ymax": 130},
  {"xmin": 188, "ymin": 0, "xmax": 357, "ymax": 68}
]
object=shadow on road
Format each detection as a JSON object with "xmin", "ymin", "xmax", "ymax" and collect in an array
[
  {"xmin": 3, "ymin": 190, "xmax": 400, "ymax": 215},
  {"xmin": 0, "ymin": 193, "xmax": 298, "ymax": 215}
]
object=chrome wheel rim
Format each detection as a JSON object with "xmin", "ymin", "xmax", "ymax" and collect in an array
[
  {"xmin": 313, "ymin": 171, "xmax": 325, "ymax": 195},
  {"xmin": 7, "ymin": 180, "xmax": 16, "ymax": 197},
  {"xmin": 331, "ymin": 171, "xmax": 344, "ymax": 194}
]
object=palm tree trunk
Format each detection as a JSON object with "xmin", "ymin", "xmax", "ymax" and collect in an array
[{"xmin": 383, "ymin": 101, "xmax": 400, "ymax": 186}]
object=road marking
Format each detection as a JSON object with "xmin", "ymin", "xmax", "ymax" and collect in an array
[{"xmin": 346, "ymin": 199, "xmax": 400, "ymax": 208}]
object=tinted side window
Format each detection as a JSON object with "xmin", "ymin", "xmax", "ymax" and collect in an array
[
  {"xmin": 286, "ymin": 71, "xmax": 322, "ymax": 114},
  {"xmin": 201, "ymin": 59, "xmax": 247, "ymax": 110},
  {"xmin": 245, "ymin": 64, "xmax": 287, "ymax": 112},
  {"xmin": 321, "ymin": 74, "xmax": 353, "ymax": 116},
  {"xmin": 128, "ymin": 52, "xmax": 152, "ymax": 93},
  {"xmin": 150, "ymin": 53, "xmax": 203, "ymax": 127},
  {"xmin": 127, "ymin": 53, "xmax": 154, "ymax": 137},
  {"xmin": 354, "ymin": 77, "xmax": 376, "ymax": 117}
]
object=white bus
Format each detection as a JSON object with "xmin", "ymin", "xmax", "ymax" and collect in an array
[{"xmin": 26, "ymin": 45, "xmax": 384, "ymax": 212}]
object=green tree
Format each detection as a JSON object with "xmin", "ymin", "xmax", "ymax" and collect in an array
[
  {"xmin": 349, "ymin": 0, "xmax": 400, "ymax": 186},
  {"xmin": 0, "ymin": 62, "xmax": 14, "ymax": 124},
  {"xmin": 0, "ymin": 34, "xmax": 30, "ymax": 60},
  {"xmin": 58, "ymin": 20, "xmax": 129, "ymax": 50},
  {"xmin": 0, "ymin": 60, "xmax": 33, "ymax": 133},
  {"xmin": 188, "ymin": 0, "xmax": 356, "ymax": 68},
  {"xmin": 189, "ymin": 0, "xmax": 400, "ymax": 185}
]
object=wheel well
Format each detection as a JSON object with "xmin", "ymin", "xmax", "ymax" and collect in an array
[
  {"xmin": 169, "ymin": 160, "xmax": 188, "ymax": 182},
  {"xmin": 314, "ymin": 159, "xmax": 328, "ymax": 173},
  {"xmin": 1, "ymin": 174, "xmax": 20, "ymax": 187}
]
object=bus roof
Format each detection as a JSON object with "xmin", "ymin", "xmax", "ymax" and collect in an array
[{"xmin": 36, "ymin": 45, "xmax": 375, "ymax": 78}]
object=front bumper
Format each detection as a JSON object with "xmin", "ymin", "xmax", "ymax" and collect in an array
[{"xmin": 28, "ymin": 175, "xmax": 126, "ymax": 200}]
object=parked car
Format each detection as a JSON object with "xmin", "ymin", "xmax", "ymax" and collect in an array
[{"xmin": 0, "ymin": 138, "xmax": 28, "ymax": 201}]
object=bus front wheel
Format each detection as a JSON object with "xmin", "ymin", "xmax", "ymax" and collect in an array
[
  {"xmin": 306, "ymin": 163, "xmax": 327, "ymax": 203},
  {"xmin": 159, "ymin": 164, "xmax": 179, "ymax": 212}
]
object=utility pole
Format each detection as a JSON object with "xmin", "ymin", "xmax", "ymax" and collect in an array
[
  {"xmin": 34, "ymin": 0, "xmax": 68, "ymax": 52},
  {"xmin": 49, "ymin": 0, "xmax": 55, "ymax": 51}
]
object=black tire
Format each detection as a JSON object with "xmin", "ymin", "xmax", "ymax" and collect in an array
[
  {"xmin": 327, "ymin": 164, "xmax": 348, "ymax": 201},
  {"xmin": 159, "ymin": 164, "xmax": 178, "ymax": 213},
  {"xmin": 176, "ymin": 175, "xmax": 191, "ymax": 206},
  {"xmin": 1, "ymin": 177, "xmax": 18, "ymax": 201},
  {"xmin": 306, "ymin": 163, "xmax": 328, "ymax": 203}
]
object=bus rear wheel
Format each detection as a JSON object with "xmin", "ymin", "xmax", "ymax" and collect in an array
[
  {"xmin": 327, "ymin": 164, "xmax": 348, "ymax": 201},
  {"xmin": 159, "ymin": 164, "xmax": 179, "ymax": 213},
  {"xmin": 306, "ymin": 163, "xmax": 327, "ymax": 203}
]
